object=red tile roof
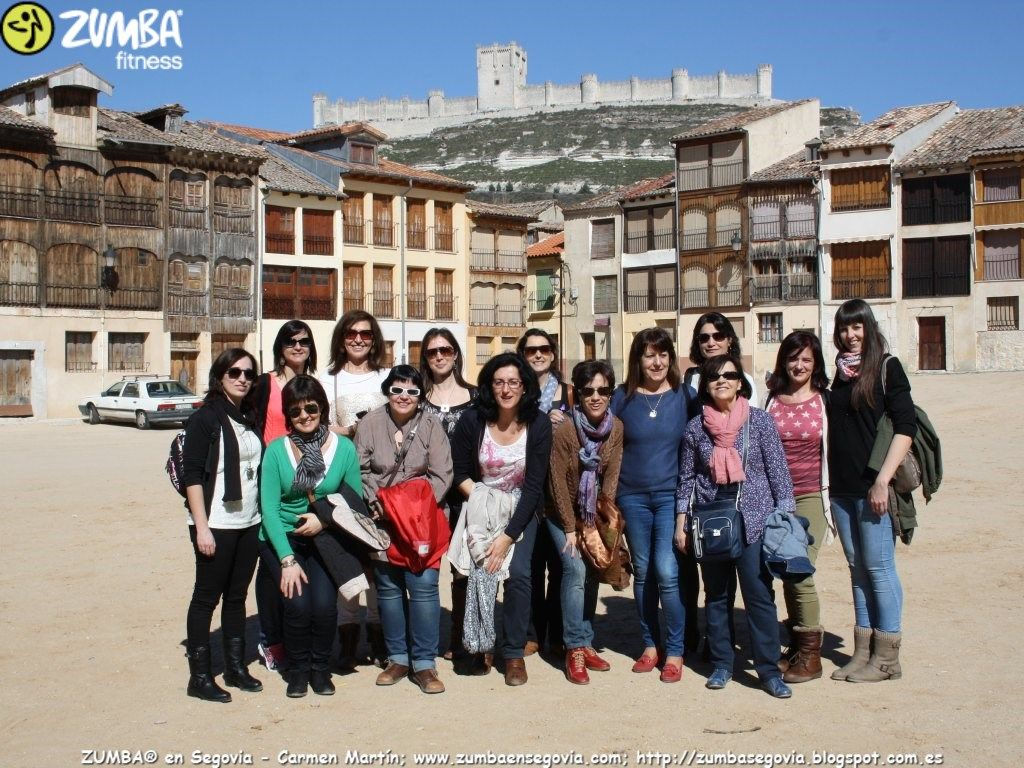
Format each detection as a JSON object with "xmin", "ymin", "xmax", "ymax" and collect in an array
[
  {"xmin": 670, "ymin": 101, "xmax": 813, "ymax": 143},
  {"xmin": 526, "ymin": 232, "xmax": 564, "ymax": 258},
  {"xmin": 821, "ymin": 102, "xmax": 955, "ymax": 151}
]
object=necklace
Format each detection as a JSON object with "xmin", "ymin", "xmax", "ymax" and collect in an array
[
  {"xmin": 239, "ymin": 428, "xmax": 256, "ymax": 480},
  {"xmin": 642, "ymin": 389, "xmax": 666, "ymax": 419},
  {"xmin": 430, "ymin": 380, "xmax": 462, "ymax": 414}
]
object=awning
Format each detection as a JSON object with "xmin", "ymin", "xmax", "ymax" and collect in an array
[{"xmin": 820, "ymin": 234, "xmax": 892, "ymax": 245}]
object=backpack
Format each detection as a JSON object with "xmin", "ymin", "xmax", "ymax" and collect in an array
[
  {"xmin": 881, "ymin": 356, "xmax": 942, "ymax": 501},
  {"xmin": 165, "ymin": 413, "xmax": 219, "ymax": 498}
]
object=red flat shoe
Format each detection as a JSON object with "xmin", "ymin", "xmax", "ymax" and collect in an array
[
  {"xmin": 660, "ymin": 662, "xmax": 682, "ymax": 683},
  {"xmin": 582, "ymin": 647, "xmax": 610, "ymax": 672},
  {"xmin": 632, "ymin": 651, "xmax": 659, "ymax": 673}
]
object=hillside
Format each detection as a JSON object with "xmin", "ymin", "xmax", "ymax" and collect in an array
[{"xmin": 381, "ymin": 103, "xmax": 861, "ymax": 198}]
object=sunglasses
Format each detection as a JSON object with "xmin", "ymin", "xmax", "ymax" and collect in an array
[
  {"xmin": 524, "ymin": 344, "xmax": 552, "ymax": 356},
  {"xmin": 286, "ymin": 337, "xmax": 313, "ymax": 349},
  {"xmin": 579, "ymin": 386, "xmax": 613, "ymax": 398},
  {"xmin": 344, "ymin": 329, "xmax": 374, "ymax": 342},
  {"xmin": 287, "ymin": 403, "xmax": 321, "ymax": 418},
  {"xmin": 698, "ymin": 332, "xmax": 728, "ymax": 344},
  {"xmin": 426, "ymin": 345, "xmax": 455, "ymax": 359},
  {"xmin": 389, "ymin": 386, "xmax": 421, "ymax": 397},
  {"xmin": 226, "ymin": 367, "xmax": 256, "ymax": 382},
  {"xmin": 706, "ymin": 371, "xmax": 742, "ymax": 382}
]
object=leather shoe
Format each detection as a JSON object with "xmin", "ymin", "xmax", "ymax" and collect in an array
[
  {"xmin": 631, "ymin": 650, "xmax": 659, "ymax": 673},
  {"xmin": 523, "ymin": 640, "xmax": 540, "ymax": 656},
  {"xmin": 504, "ymin": 658, "xmax": 528, "ymax": 686},
  {"xmin": 565, "ymin": 648, "xmax": 590, "ymax": 685},
  {"xmin": 412, "ymin": 668, "xmax": 445, "ymax": 694},
  {"xmin": 660, "ymin": 662, "xmax": 682, "ymax": 683},
  {"xmin": 705, "ymin": 668, "xmax": 732, "ymax": 690},
  {"xmin": 286, "ymin": 671, "xmax": 309, "ymax": 698},
  {"xmin": 762, "ymin": 676, "xmax": 793, "ymax": 699},
  {"xmin": 582, "ymin": 647, "xmax": 610, "ymax": 672},
  {"xmin": 310, "ymin": 669, "xmax": 335, "ymax": 696},
  {"xmin": 375, "ymin": 662, "xmax": 410, "ymax": 686}
]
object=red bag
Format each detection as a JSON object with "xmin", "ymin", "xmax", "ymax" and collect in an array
[{"xmin": 376, "ymin": 477, "xmax": 450, "ymax": 573}]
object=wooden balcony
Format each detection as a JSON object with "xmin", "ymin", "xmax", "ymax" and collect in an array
[
  {"xmin": 265, "ymin": 232, "xmax": 295, "ymax": 254},
  {"xmin": 470, "ymin": 249, "xmax": 526, "ymax": 273},
  {"xmin": 0, "ymin": 281, "xmax": 39, "ymax": 306},
  {"xmin": 167, "ymin": 289, "xmax": 209, "ymax": 317},
  {"xmin": 624, "ymin": 290, "xmax": 677, "ymax": 314},
  {"xmin": 108, "ymin": 287, "xmax": 162, "ymax": 311},
  {"xmin": 343, "ymin": 220, "xmax": 366, "ymax": 244},
  {"xmin": 169, "ymin": 203, "xmax": 206, "ymax": 229},
  {"xmin": 45, "ymin": 283, "xmax": 101, "ymax": 308},
  {"xmin": 212, "ymin": 292, "xmax": 253, "ymax": 319},
  {"xmin": 470, "ymin": 304, "xmax": 524, "ymax": 327},
  {"xmin": 975, "ymin": 199, "xmax": 1024, "ymax": 228},
  {"xmin": 0, "ymin": 185, "xmax": 40, "ymax": 218},
  {"xmin": 302, "ymin": 235, "xmax": 334, "ymax": 255},
  {"xmin": 434, "ymin": 227, "xmax": 455, "ymax": 252},
  {"xmin": 214, "ymin": 204, "xmax": 253, "ymax": 234},
  {"xmin": 44, "ymin": 191, "xmax": 100, "ymax": 223},
  {"xmin": 624, "ymin": 227, "xmax": 675, "ymax": 254},
  {"xmin": 831, "ymin": 276, "xmax": 891, "ymax": 300},
  {"xmin": 105, "ymin": 195, "xmax": 160, "ymax": 227},
  {"xmin": 407, "ymin": 225, "xmax": 427, "ymax": 250}
]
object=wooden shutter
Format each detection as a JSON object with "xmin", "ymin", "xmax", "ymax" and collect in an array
[
  {"xmin": 303, "ymin": 209, "xmax": 334, "ymax": 255},
  {"xmin": 677, "ymin": 144, "xmax": 709, "ymax": 191},
  {"xmin": 982, "ymin": 230, "xmax": 1021, "ymax": 280},
  {"xmin": 591, "ymin": 219, "xmax": 614, "ymax": 259},
  {"xmin": 435, "ymin": 270, "xmax": 454, "ymax": 320},
  {"xmin": 593, "ymin": 275, "xmax": 617, "ymax": 314},
  {"xmin": 407, "ymin": 268, "xmax": 427, "ymax": 318},
  {"xmin": 108, "ymin": 332, "xmax": 145, "ymax": 372}
]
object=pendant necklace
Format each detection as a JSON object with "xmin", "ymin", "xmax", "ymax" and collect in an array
[
  {"xmin": 240, "ymin": 429, "xmax": 256, "ymax": 480},
  {"xmin": 643, "ymin": 390, "xmax": 666, "ymax": 419}
]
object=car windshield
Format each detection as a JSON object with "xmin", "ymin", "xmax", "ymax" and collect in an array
[
  {"xmin": 102, "ymin": 383, "xmax": 123, "ymax": 396},
  {"xmin": 147, "ymin": 381, "xmax": 194, "ymax": 397}
]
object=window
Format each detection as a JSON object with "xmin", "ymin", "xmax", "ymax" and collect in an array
[
  {"xmin": 476, "ymin": 336, "xmax": 492, "ymax": 364},
  {"xmin": 65, "ymin": 331, "xmax": 95, "ymax": 372},
  {"xmin": 185, "ymin": 181, "xmax": 204, "ymax": 209},
  {"xmin": 343, "ymin": 264, "xmax": 364, "ymax": 311},
  {"xmin": 213, "ymin": 177, "xmax": 253, "ymax": 233},
  {"xmin": 25, "ymin": 90, "xmax": 35, "ymax": 116},
  {"xmin": 168, "ymin": 171, "xmax": 206, "ymax": 228},
  {"xmin": 982, "ymin": 168, "xmax": 1021, "ymax": 202},
  {"xmin": 593, "ymin": 275, "xmax": 618, "ymax": 314},
  {"xmin": 373, "ymin": 195, "xmax": 394, "ymax": 246},
  {"xmin": 372, "ymin": 266, "xmax": 393, "ymax": 317},
  {"xmin": 407, "ymin": 199, "xmax": 426, "ymax": 249},
  {"xmin": 407, "ymin": 268, "xmax": 427, "ymax": 319},
  {"xmin": 981, "ymin": 230, "xmax": 1021, "ymax": 280},
  {"xmin": 624, "ymin": 206, "xmax": 673, "ymax": 253},
  {"xmin": 831, "ymin": 240, "xmax": 891, "ymax": 299},
  {"xmin": 758, "ymin": 313, "xmax": 783, "ymax": 344},
  {"xmin": 265, "ymin": 205, "xmax": 295, "ymax": 254},
  {"xmin": 786, "ymin": 198, "xmax": 815, "ymax": 238},
  {"xmin": 108, "ymin": 332, "xmax": 146, "ymax": 372},
  {"xmin": 987, "ymin": 297, "xmax": 1020, "ymax": 330},
  {"xmin": 51, "ymin": 87, "xmax": 91, "ymax": 117},
  {"xmin": 349, "ymin": 142, "xmax": 375, "ymax": 165},
  {"xmin": 343, "ymin": 194, "xmax": 365, "ymax": 244},
  {"xmin": 591, "ymin": 219, "xmax": 614, "ymax": 259},
  {"xmin": 122, "ymin": 383, "xmax": 139, "ymax": 398},
  {"xmin": 534, "ymin": 269, "xmax": 555, "ymax": 311},
  {"xmin": 501, "ymin": 336, "xmax": 518, "ymax": 351},
  {"xmin": 830, "ymin": 167, "xmax": 891, "ymax": 211},
  {"xmin": 302, "ymin": 209, "xmax": 334, "ymax": 255},
  {"xmin": 750, "ymin": 201, "xmax": 781, "ymax": 241},
  {"xmin": 715, "ymin": 205, "xmax": 741, "ymax": 248},
  {"xmin": 434, "ymin": 202, "xmax": 454, "ymax": 251},
  {"xmin": 902, "ymin": 175, "xmax": 971, "ymax": 225},
  {"xmin": 678, "ymin": 144, "xmax": 710, "ymax": 191},
  {"xmin": 711, "ymin": 139, "xmax": 744, "ymax": 187},
  {"xmin": 435, "ymin": 270, "xmax": 454, "ymax": 320},
  {"xmin": 262, "ymin": 266, "xmax": 336, "ymax": 320},
  {"xmin": 623, "ymin": 267, "xmax": 676, "ymax": 313},
  {"xmin": 682, "ymin": 208, "xmax": 708, "ymax": 250},
  {"xmin": 902, "ymin": 237, "xmax": 971, "ymax": 297}
]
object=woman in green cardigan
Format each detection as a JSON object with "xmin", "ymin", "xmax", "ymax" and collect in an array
[{"xmin": 259, "ymin": 375, "xmax": 361, "ymax": 698}]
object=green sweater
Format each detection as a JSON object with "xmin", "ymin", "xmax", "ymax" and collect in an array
[{"xmin": 259, "ymin": 434, "xmax": 362, "ymax": 560}]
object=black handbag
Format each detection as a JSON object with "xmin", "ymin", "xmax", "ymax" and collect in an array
[{"xmin": 691, "ymin": 419, "xmax": 749, "ymax": 564}]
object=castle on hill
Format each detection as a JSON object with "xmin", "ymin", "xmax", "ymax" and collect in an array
[{"xmin": 313, "ymin": 42, "xmax": 774, "ymax": 138}]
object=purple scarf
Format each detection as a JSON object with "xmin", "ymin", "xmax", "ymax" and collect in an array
[
  {"xmin": 836, "ymin": 352, "xmax": 862, "ymax": 381},
  {"xmin": 573, "ymin": 407, "xmax": 613, "ymax": 526}
]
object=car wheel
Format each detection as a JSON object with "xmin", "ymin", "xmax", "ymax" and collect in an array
[
  {"xmin": 87, "ymin": 404, "xmax": 100, "ymax": 425},
  {"xmin": 135, "ymin": 411, "xmax": 150, "ymax": 430}
]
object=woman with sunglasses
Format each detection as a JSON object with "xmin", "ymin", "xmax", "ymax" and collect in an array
[
  {"xmin": 516, "ymin": 328, "xmax": 566, "ymax": 658},
  {"xmin": 684, "ymin": 313, "xmax": 759, "ymax": 406},
  {"xmin": 260, "ymin": 375, "xmax": 362, "ymax": 698},
  {"xmin": 355, "ymin": 365, "xmax": 454, "ymax": 693},
  {"xmin": 610, "ymin": 328, "xmax": 694, "ymax": 683},
  {"xmin": 418, "ymin": 328, "xmax": 477, "ymax": 662},
  {"xmin": 181, "ymin": 349, "xmax": 263, "ymax": 702},
  {"xmin": 320, "ymin": 310, "xmax": 391, "ymax": 668},
  {"xmin": 250, "ymin": 320, "xmax": 318, "ymax": 673},
  {"xmin": 676, "ymin": 355, "xmax": 795, "ymax": 699},
  {"xmin": 764, "ymin": 331, "xmax": 833, "ymax": 683},
  {"xmin": 451, "ymin": 352, "xmax": 552, "ymax": 686},
  {"xmin": 547, "ymin": 360, "xmax": 623, "ymax": 684}
]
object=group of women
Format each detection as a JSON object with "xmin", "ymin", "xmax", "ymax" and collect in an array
[{"xmin": 182, "ymin": 298, "xmax": 916, "ymax": 701}]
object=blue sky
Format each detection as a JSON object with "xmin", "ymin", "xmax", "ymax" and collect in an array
[{"xmin": 3, "ymin": 0, "xmax": 1022, "ymax": 133}]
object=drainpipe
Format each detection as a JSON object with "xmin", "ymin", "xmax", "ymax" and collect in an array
[
  {"xmin": 399, "ymin": 177, "xmax": 413, "ymax": 363},
  {"xmin": 812, "ymin": 173, "xmax": 825, "ymax": 344},
  {"xmin": 673, "ymin": 163, "xmax": 682, "ymax": 363},
  {"xmin": 256, "ymin": 185, "xmax": 268, "ymax": 371}
]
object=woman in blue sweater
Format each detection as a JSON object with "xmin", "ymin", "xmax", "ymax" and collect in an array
[{"xmin": 609, "ymin": 327, "xmax": 693, "ymax": 683}]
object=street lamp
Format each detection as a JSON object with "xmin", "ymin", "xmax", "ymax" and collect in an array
[
  {"xmin": 549, "ymin": 262, "xmax": 577, "ymax": 374},
  {"xmin": 101, "ymin": 246, "xmax": 119, "ymax": 293},
  {"xmin": 730, "ymin": 230, "xmax": 742, "ymax": 252}
]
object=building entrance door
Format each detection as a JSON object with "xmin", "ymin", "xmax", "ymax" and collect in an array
[
  {"xmin": 918, "ymin": 317, "xmax": 946, "ymax": 371},
  {"xmin": 0, "ymin": 350, "xmax": 33, "ymax": 416},
  {"xmin": 171, "ymin": 352, "xmax": 199, "ymax": 392}
]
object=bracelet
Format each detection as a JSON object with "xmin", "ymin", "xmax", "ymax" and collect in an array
[{"xmin": 281, "ymin": 558, "xmax": 298, "ymax": 568}]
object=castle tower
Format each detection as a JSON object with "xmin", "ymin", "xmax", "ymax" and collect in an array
[
  {"xmin": 757, "ymin": 64, "xmax": 772, "ymax": 98},
  {"xmin": 477, "ymin": 42, "xmax": 527, "ymax": 112}
]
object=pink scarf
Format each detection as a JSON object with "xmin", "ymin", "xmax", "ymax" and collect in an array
[
  {"xmin": 702, "ymin": 396, "xmax": 750, "ymax": 484},
  {"xmin": 836, "ymin": 352, "xmax": 861, "ymax": 381}
]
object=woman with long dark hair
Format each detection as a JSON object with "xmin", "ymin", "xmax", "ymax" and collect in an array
[
  {"xmin": 765, "ymin": 331, "xmax": 833, "ymax": 683},
  {"xmin": 684, "ymin": 312, "xmax": 759, "ymax": 404},
  {"xmin": 418, "ymin": 328, "xmax": 477, "ymax": 661},
  {"xmin": 450, "ymin": 352, "xmax": 553, "ymax": 685},
  {"xmin": 828, "ymin": 299, "xmax": 916, "ymax": 683},
  {"xmin": 182, "ymin": 348, "xmax": 263, "ymax": 702},
  {"xmin": 610, "ymin": 327, "xmax": 694, "ymax": 683}
]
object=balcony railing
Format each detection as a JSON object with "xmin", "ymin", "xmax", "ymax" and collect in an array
[
  {"xmin": 625, "ymin": 227, "xmax": 675, "ymax": 254},
  {"xmin": 45, "ymin": 190, "xmax": 100, "ymax": 223},
  {"xmin": 751, "ymin": 275, "xmax": 783, "ymax": 303},
  {"xmin": 372, "ymin": 220, "xmax": 395, "ymax": 247},
  {"xmin": 786, "ymin": 216, "xmax": 816, "ymax": 238},
  {"xmin": 787, "ymin": 272, "xmax": 818, "ymax": 301},
  {"xmin": 832, "ymin": 277, "xmax": 891, "ymax": 300},
  {"xmin": 470, "ymin": 304, "xmax": 524, "ymax": 327},
  {"xmin": 167, "ymin": 288, "xmax": 209, "ymax": 317},
  {"xmin": 0, "ymin": 185, "xmax": 40, "ymax": 218},
  {"xmin": 470, "ymin": 249, "xmax": 526, "ymax": 273},
  {"xmin": 212, "ymin": 293, "xmax": 253, "ymax": 318},
  {"xmin": 711, "ymin": 159, "xmax": 744, "ymax": 187},
  {"xmin": 46, "ymin": 284, "xmax": 101, "ymax": 308},
  {"xmin": 716, "ymin": 226, "xmax": 742, "ymax": 248},
  {"xmin": 682, "ymin": 288, "xmax": 709, "ymax": 309},
  {"xmin": 105, "ymin": 194, "xmax": 160, "ymax": 227},
  {"xmin": 434, "ymin": 227, "xmax": 454, "ymax": 252},
  {"xmin": 108, "ymin": 359, "xmax": 148, "ymax": 373},
  {"xmin": 342, "ymin": 291, "xmax": 366, "ymax": 312},
  {"xmin": 624, "ymin": 291, "xmax": 677, "ymax": 313},
  {"xmin": 750, "ymin": 221, "xmax": 782, "ymax": 242},
  {"xmin": 407, "ymin": 225, "xmax": 427, "ymax": 250},
  {"xmin": 262, "ymin": 295, "xmax": 294, "ymax": 319},
  {"xmin": 266, "ymin": 232, "xmax": 295, "ymax": 254},
  {"xmin": 681, "ymin": 229, "xmax": 707, "ymax": 251},
  {"xmin": 902, "ymin": 199, "xmax": 971, "ymax": 226},
  {"xmin": 213, "ymin": 204, "xmax": 253, "ymax": 234},
  {"xmin": 296, "ymin": 297, "xmax": 335, "ymax": 321},
  {"xmin": 108, "ymin": 287, "xmax": 162, "ymax": 311},
  {"xmin": 0, "ymin": 281, "xmax": 39, "ymax": 306},
  {"xmin": 431, "ymin": 294, "xmax": 456, "ymax": 321},
  {"xmin": 303, "ymin": 235, "xmax": 333, "ymax": 255},
  {"xmin": 528, "ymin": 293, "xmax": 557, "ymax": 314},
  {"xmin": 678, "ymin": 166, "xmax": 709, "ymax": 192},
  {"xmin": 343, "ymin": 220, "xmax": 366, "ymax": 244},
  {"xmin": 407, "ymin": 293, "xmax": 428, "ymax": 320},
  {"xmin": 169, "ymin": 203, "xmax": 206, "ymax": 229}
]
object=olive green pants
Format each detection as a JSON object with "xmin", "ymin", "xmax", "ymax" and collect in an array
[{"xmin": 782, "ymin": 492, "xmax": 826, "ymax": 627}]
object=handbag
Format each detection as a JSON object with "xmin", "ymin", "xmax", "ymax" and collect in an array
[
  {"xmin": 880, "ymin": 356, "xmax": 923, "ymax": 494},
  {"xmin": 374, "ymin": 412, "xmax": 451, "ymax": 573},
  {"xmin": 577, "ymin": 494, "xmax": 624, "ymax": 573},
  {"xmin": 690, "ymin": 418, "xmax": 749, "ymax": 564}
]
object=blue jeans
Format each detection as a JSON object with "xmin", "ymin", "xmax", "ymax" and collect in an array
[
  {"xmin": 831, "ymin": 496, "xmax": 903, "ymax": 632},
  {"xmin": 374, "ymin": 563, "xmax": 440, "ymax": 672},
  {"xmin": 701, "ymin": 533, "xmax": 781, "ymax": 681},
  {"xmin": 544, "ymin": 519, "xmax": 599, "ymax": 648},
  {"xmin": 618, "ymin": 491, "xmax": 686, "ymax": 657},
  {"xmin": 501, "ymin": 515, "xmax": 539, "ymax": 660}
]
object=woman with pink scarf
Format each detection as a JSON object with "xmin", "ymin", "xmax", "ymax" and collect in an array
[{"xmin": 676, "ymin": 355, "xmax": 796, "ymax": 698}]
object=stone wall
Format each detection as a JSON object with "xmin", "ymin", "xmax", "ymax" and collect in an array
[{"xmin": 976, "ymin": 331, "xmax": 1024, "ymax": 370}]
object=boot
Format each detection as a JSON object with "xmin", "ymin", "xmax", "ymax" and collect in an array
[
  {"xmin": 831, "ymin": 626, "xmax": 873, "ymax": 681},
  {"xmin": 366, "ymin": 623, "xmax": 388, "ymax": 668},
  {"xmin": 186, "ymin": 645, "xmax": 231, "ymax": 703},
  {"xmin": 777, "ymin": 618, "xmax": 798, "ymax": 672},
  {"xmin": 847, "ymin": 630, "xmax": 902, "ymax": 683},
  {"xmin": 336, "ymin": 624, "xmax": 362, "ymax": 671},
  {"xmin": 286, "ymin": 669, "xmax": 309, "ymax": 698},
  {"xmin": 783, "ymin": 626, "xmax": 823, "ymax": 683},
  {"xmin": 445, "ymin": 578, "xmax": 468, "ymax": 661},
  {"xmin": 222, "ymin": 637, "xmax": 263, "ymax": 692}
]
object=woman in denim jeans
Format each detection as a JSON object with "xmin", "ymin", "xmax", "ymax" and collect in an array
[
  {"xmin": 827, "ymin": 299, "xmax": 916, "ymax": 683},
  {"xmin": 609, "ymin": 328, "xmax": 693, "ymax": 683}
]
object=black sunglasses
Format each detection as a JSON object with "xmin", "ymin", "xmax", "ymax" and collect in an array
[
  {"xmin": 286, "ymin": 337, "xmax": 313, "ymax": 348},
  {"xmin": 524, "ymin": 344, "xmax": 552, "ymax": 356},
  {"xmin": 579, "ymin": 386, "xmax": 613, "ymax": 398},
  {"xmin": 287, "ymin": 403, "xmax": 321, "ymax": 418},
  {"xmin": 706, "ymin": 371, "xmax": 742, "ymax": 382},
  {"xmin": 226, "ymin": 367, "xmax": 256, "ymax": 382},
  {"xmin": 698, "ymin": 331, "xmax": 728, "ymax": 344}
]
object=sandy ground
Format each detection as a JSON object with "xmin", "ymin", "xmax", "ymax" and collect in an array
[{"xmin": 2, "ymin": 371, "xmax": 1023, "ymax": 768}]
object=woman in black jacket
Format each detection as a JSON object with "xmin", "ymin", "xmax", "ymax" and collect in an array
[
  {"xmin": 182, "ymin": 348, "xmax": 263, "ymax": 702},
  {"xmin": 450, "ymin": 352, "xmax": 552, "ymax": 686}
]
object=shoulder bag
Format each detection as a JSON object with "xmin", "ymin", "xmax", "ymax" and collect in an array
[{"xmin": 690, "ymin": 418, "xmax": 749, "ymax": 564}]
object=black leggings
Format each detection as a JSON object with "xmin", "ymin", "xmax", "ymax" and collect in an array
[{"xmin": 186, "ymin": 524, "xmax": 260, "ymax": 646}]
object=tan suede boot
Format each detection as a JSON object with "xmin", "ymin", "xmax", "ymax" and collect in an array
[
  {"xmin": 831, "ymin": 626, "xmax": 872, "ymax": 681},
  {"xmin": 847, "ymin": 630, "xmax": 902, "ymax": 683},
  {"xmin": 783, "ymin": 626, "xmax": 823, "ymax": 683}
]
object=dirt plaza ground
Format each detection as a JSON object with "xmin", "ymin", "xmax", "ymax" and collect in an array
[{"xmin": 1, "ymin": 371, "xmax": 1022, "ymax": 767}]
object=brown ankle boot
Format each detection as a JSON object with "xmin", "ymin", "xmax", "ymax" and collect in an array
[
  {"xmin": 783, "ymin": 625, "xmax": 823, "ymax": 683},
  {"xmin": 847, "ymin": 630, "xmax": 902, "ymax": 683},
  {"xmin": 831, "ymin": 626, "xmax": 873, "ymax": 681}
]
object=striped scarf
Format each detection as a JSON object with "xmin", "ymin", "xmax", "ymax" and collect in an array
[{"xmin": 289, "ymin": 423, "xmax": 330, "ymax": 492}]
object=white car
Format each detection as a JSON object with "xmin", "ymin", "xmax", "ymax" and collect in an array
[{"xmin": 79, "ymin": 376, "xmax": 204, "ymax": 429}]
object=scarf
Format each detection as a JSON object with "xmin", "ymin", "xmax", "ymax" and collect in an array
[
  {"xmin": 538, "ymin": 374, "xmax": 560, "ymax": 414},
  {"xmin": 213, "ymin": 397, "xmax": 253, "ymax": 503},
  {"xmin": 573, "ymin": 407, "xmax": 613, "ymax": 526},
  {"xmin": 289, "ymin": 423, "xmax": 330, "ymax": 492},
  {"xmin": 702, "ymin": 396, "xmax": 750, "ymax": 484},
  {"xmin": 836, "ymin": 352, "xmax": 862, "ymax": 381}
]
